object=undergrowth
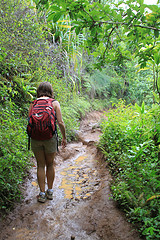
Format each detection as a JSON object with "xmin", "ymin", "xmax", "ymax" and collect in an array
[
  {"xmin": 99, "ymin": 100, "xmax": 160, "ymax": 240},
  {"xmin": 0, "ymin": 101, "xmax": 31, "ymax": 213},
  {"xmin": 60, "ymin": 96, "xmax": 91, "ymax": 142}
]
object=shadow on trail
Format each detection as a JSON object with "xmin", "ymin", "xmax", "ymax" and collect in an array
[{"xmin": 0, "ymin": 111, "xmax": 142, "ymax": 240}]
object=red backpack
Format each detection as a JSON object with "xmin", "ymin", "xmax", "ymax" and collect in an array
[{"xmin": 27, "ymin": 98, "xmax": 57, "ymax": 143}]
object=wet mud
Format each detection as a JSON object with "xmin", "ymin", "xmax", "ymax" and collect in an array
[{"xmin": 0, "ymin": 111, "xmax": 142, "ymax": 240}]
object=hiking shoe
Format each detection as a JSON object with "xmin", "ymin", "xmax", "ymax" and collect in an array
[
  {"xmin": 46, "ymin": 189, "xmax": 53, "ymax": 200},
  {"xmin": 37, "ymin": 192, "xmax": 46, "ymax": 203}
]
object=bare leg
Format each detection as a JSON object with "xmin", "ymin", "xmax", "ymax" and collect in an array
[
  {"xmin": 34, "ymin": 150, "xmax": 46, "ymax": 192},
  {"xmin": 45, "ymin": 152, "xmax": 56, "ymax": 189}
]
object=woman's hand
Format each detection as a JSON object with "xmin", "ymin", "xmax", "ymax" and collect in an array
[{"xmin": 61, "ymin": 137, "xmax": 67, "ymax": 148}]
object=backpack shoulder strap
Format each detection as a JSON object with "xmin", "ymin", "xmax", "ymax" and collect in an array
[
  {"xmin": 48, "ymin": 98, "xmax": 56, "ymax": 102},
  {"xmin": 32, "ymin": 99, "xmax": 38, "ymax": 106},
  {"xmin": 46, "ymin": 98, "xmax": 56, "ymax": 106},
  {"xmin": 28, "ymin": 100, "xmax": 36, "ymax": 116}
]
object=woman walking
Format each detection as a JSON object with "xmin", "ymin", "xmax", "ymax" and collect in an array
[{"xmin": 28, "ymin": 82, "xmax": 66, "ymax": 203}]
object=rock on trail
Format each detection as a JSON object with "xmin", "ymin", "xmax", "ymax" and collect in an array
[{"xmin": 0, "ymin": 111, "xmax": 142, "ymax": 240}]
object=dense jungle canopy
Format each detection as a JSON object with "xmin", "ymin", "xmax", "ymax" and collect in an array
[{"xmin": 0, "ymin": 0, "xmax": 160, "ymax": 239}]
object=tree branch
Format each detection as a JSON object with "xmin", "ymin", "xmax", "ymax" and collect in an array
[
  {"xmin": 98, "ymin": 21, "xmax": 160, "ymax": 31},
  {"xmin": 82, "ymin": 8, "xmax": 95, "ymax": 22}
]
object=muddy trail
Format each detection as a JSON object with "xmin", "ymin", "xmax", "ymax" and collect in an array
[{"xmin": 0, "ymin": 111, "xmax": 142, "ymax": 240}]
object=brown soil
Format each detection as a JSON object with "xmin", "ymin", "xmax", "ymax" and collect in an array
[{"xmin": 0, "ymin": 111, "xmax": 142, "ymax": 240}]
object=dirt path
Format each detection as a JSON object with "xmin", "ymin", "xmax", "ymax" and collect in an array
[{"xmin": 0, "ymin": 112, "xmax": 142, "ymax": 240}]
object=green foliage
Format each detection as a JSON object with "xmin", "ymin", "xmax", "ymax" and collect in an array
[
  {"xmin": 35, "ymin": 0, "xmax": 160, "ymax": 62},
  {"xmin": 0, "ymin": 101, "xmax": 31, "ymax": 212},
  {"xmin": 34, "ymin": 0, "xmax": 160, "ymax": 99},
  {"xmin": 0, "ymin": 0, "xmax": 46, "ymax": 78},
  {"xmin": 61, "ymin": 96, "xmax": 91, "ymax": 141},
  {"xmin": 0, "ymin": 76, "xmax": 38, "ymax": 113},
  {"xmin": 128, "ymin": 73, "xmax": 153, "ymax": 105},
  {"xmin": 90, "ymin": 68, "xmax": 123, "ymax": 100},
  {"xmin": 137, "ymin": 43, "xmax": 160, "ymax": 97},
  {"xmin": 83, "ymin": 60, "xmax": 155, "ymax": 106},
  {"xmin": 82, "ymin": 64, "xmax": 130, "ymax": 105},
  {"xmin": 89, "ymin": 98, "xmax": 110, "ymax": 111},
  {"xmin": 99, "ymin": 100, "xmax": 160, "ymax": 239}
]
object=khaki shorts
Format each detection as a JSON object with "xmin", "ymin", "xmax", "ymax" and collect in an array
[{"xmin": 31, "ymin": 134, "xmax": 57, "ymax": 154}]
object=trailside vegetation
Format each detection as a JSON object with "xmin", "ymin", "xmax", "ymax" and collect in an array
[
  {"xmin": 34, "ymin": 0, "xmax": 160, "ymax": 100},
  {"xmin": 99, "ymin": 100, "xmax": 160, "ymax": 239},
  {"xmin": 0, "ymin": 101, "xmax": 30, "ymax": 212}
]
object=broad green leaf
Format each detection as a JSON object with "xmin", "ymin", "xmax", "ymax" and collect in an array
[
  {"xmin": 136, "ymin": 67, "xmax": 150, "ymax": 73},
  {"xmin": 140, "ymin": 5, "xmax": 145, "ymax": 14},
  {"xmin": 135, "ymin": 103, "xmax": 141, "ymax": 113},
  {"xmin": 141, "ymin": 101, "xmax": 145, "ymax": 114},
  {"xmin": 157, "ymin": 76, "xmax": 160, "ymax": 90},
  {"xmin": 28, "ymin": 6, "xmax": 35, "ymax": 9},
  {"xmin": 53, "ymin": 12, "xmax": 63, "ymax": 23},
  {"xmin": 127, "ymin": 8, "xmax": 132, "ymax": 17},
  {"xmin": 47, "ymin": 13, "xmax": 55, "ymax": 22},
  {"xmin": 154, "ymin": 53, "xmax": 160, "ymax": 65},
  {"xmin": 75, "ymin": 26, "xmax": 80, "ymax": 35},
  {"xmin": 91, "ymin": 27, "xmax": 97, "ymax": 36},
  {"xmin": 146, "ymin": 5, "xmax": 159, "ymax": 12},
  {"xmin": 138, "ymin": 0, "xmax": 144, "ymax": 4},
  {"xmin": 58, "ymin": 25, "xmax": 72, "ymax": 29},
  {"xmin": 50, "ymin": 6, "xmax": 61, "ymax": 11},
  {"xmin": 153, "ymin": 92, "xmax": 160, "ymax": 103}
]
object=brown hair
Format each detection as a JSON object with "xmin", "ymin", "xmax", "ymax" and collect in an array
[{"xmin": 37, "ymin": 82, "xmax": 54, "ymax": 98}]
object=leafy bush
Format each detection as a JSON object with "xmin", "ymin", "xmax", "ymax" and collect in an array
[
  {"xmin": 83, "ymin": 66, "xmax": 124, "ymax": 102},
  {"xmin": 0, "ymin": 101, "xmax": 31, "ymax": 212},
  {"xmin": 89, "ymin": 98, "xmax": 110, "ymax": 111},
  {"xmin": 61, "ymin": 96, "xmax": 91, "ymax": 142},
  {"xmin": 99, "ymin": 100, "xmax": 160, "ymax": 239},
  {"xmin": 0, "ymin": 0, "xmax": 46, "ymax": 77},
  {"xmin": 128, "ymin": 72, "xmax": 153, "ymax": 106}
]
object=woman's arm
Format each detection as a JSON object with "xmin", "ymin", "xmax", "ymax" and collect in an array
[
  {"xmin": 52, "ymin": 101, "xmax": 67, "ymax": 148},
  {"xmin": 28, "ymin": 103, "xmax": 33, "ymax": 117}
]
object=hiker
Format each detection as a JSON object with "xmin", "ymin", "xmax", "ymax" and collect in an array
[{"xmin": 28, "ymin": 82, "xmax": 67, "ymax": 203}]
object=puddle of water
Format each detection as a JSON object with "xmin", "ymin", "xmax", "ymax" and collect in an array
[
  {"xmin": 75, "ymin": 155, "xmax": 87, "ymax": 164},
  {"xmin": 65, "ymin": 166, "xmax": 77, "ymax": 171},
  {"xmin": 75, "ymin": 185, "xmax": 81, "ymax": 192},
  {"xmin": 75, "ymin": 179, "xmax": 83, "ymax": 184},
  {"xmin": 59, "ymin": 155, "xmax": 89, "ymax": 199},
  {"xmin": 60, "ymin": 172, "xmax": 67, "ymax": 176},
  {"xmin": 59, "ymin": 178, "xmax": 73, "ymax": 199},
  {"xmin": 58, "ymin": 153, "xmax": 100, "ymax": 202},
  {"xmin": 83, "ymin": 174, "xmax": 89, "ymax": 178},
  {"xmin": 31, "ymin": 181, "xmax": 38, "ymax": 187}
]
